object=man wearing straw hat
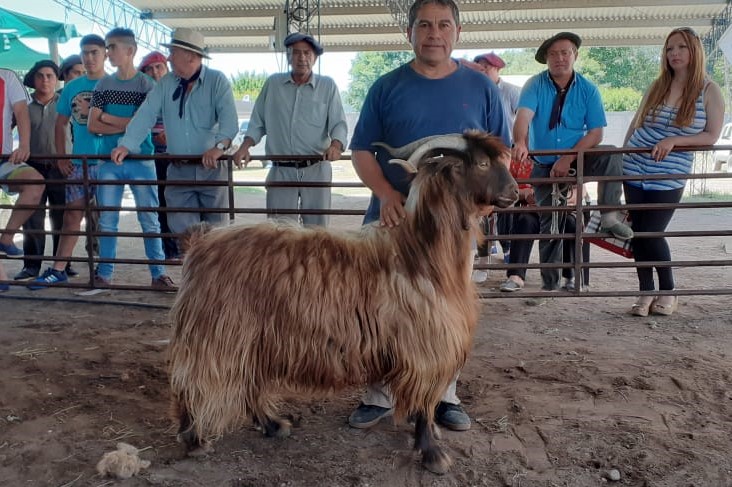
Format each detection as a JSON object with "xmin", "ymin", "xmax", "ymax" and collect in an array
[{"xmin": 112, "ymin": 28, "xmax": 238, "ymax": 235}]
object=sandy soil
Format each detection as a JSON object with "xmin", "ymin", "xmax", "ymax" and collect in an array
[{"xmin": 1, "ymin": 165, "xmax": 731, "ymax": 486}]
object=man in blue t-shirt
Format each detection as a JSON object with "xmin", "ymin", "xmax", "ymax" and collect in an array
[
  {"xmin": 512, "ymin": 32, "xmax": 633, "ymax": 294},
  {"xmin": 348, "ymin": 0, "xmax": 510, "ymax": 433},
  {"xmin": 30, "ymin": 34, "xmax": 107, "ymax": 289}
]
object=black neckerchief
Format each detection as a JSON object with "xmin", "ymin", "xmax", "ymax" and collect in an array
[
  {"xmin": 548, "ymin": 71, "xmax": 575, "ymax": 130},
  {"xmin": 172, "ymin": 67, "xmax": 202, "ymax": 118}
]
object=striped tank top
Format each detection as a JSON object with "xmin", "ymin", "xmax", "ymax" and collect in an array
[{"xmin": 622, "ymin": 81, "xmax": 708, "ymax": 190}]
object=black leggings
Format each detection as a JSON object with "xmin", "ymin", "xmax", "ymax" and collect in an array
[{"xmin": 623, "ymin": 183, "xmax": 684, "ymax": 292}]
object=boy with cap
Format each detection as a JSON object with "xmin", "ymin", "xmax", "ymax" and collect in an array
[
  {"xmin": 232, "ymin": 32, "xmax": 347, "ymax": 227},
  {"xmin": 112, "ymin": 28, "xmax": 238, "ymax": 235},
  {"xmin": 30, "ymin": 34, "xmax": 108, "ymax": 288},
  {"xmin": 138, "ymin": 50, "xmax": 177, "ymax": 259},
  {"xmin": 14, "ymin": 60, "xmax": 73, "ymax": 281},
  {"xmin": 512, "ymin": 31, "xmax": 633, "ymax": 296}
]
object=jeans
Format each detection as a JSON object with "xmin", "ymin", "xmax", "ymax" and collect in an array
[
  {"xmin": 532, "ymin": 150, "xmax": 624, "ymax": 290},
  {"xmin": 96, "ymin": 160, "xmax": 166, "ymax": 280}
]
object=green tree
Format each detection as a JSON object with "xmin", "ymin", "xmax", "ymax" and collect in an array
[
  {"xmin": 230, "ymin": 71, "xmax": 269, "ymax": 101},
  {"xmin": 599, "ymin": 86, "xmax": 643, "ymax": 112},
  {"xmin": 345, "ymin": 51, "xmax": 413, "ymax": 111},
  {"xmin": 498, "ymin": 49, "xmax": 542, "ymax": 75},
  {"xmin": 583, "ymin": 46, "xmax": 660, "ymax": 93}
]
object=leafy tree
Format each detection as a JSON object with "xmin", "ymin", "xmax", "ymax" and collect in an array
[
  {"xmin": 583, "ymin": 46, "xmax": 660, "ymax": 93},
  {"xmin": 230, "ymin": 71, "xmax": 269, "ymax": 101},
  {"xmin": 498, "ymin": 49, "xmax": 542, "ymax": 75},
  {"xmin": 599, "ymin": 86, "xmax": 643, "ymax": 112},
  {"xmin": 345, "ymin": 51, "xmax": 413, "ymax": 111}
]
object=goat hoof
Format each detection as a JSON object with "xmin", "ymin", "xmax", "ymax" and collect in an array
[
  {"xmin": 185, "ymin": 440, "xmax": 214, "ymax": 458},
  {"xmin": 264, "ymin": 419, "xmax": 291, "ymax": 439},
  {"xmin": 421, "ymin": 448, "xmax": 452, "ymax": 475}
]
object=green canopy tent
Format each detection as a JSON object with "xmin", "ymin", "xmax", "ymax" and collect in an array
[
  {"xmin": 0, "ymin": 7, "xmax": 78, "ymax": 65},
  {"xmin": 0, "ymin": 36, "xmax": 48, "ymax": 73}
]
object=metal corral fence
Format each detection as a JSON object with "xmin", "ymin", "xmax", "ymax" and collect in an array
[{"xmin": 0, "ymin": 146, "xmax": 730, "ymax": 300}]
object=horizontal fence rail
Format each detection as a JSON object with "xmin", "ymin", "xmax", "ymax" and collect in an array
[{"xmin": 0, "ymin": 145, "xmax": 730, "ymax": 300}]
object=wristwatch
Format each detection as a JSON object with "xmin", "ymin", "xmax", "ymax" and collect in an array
[{"xmin": 215, "ymin": 141, "xmax": 228, "ymax": 151}]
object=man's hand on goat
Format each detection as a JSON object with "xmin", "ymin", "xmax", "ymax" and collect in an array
[{"xmin": 379, "ymin": 188, "xmax": 407, "ymax": 228}]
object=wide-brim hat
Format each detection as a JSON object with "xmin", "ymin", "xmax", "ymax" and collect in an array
[
  {"xmin": 23, "ymin": 60, "xmax": 60, "ymax": 88},
  {"xmin": 162, "ymin": 28, "xmax": 210, "ymax": 59},
  {"xmin": 473, "ymin": 52, "xmax": 505, "ymax": 69},
  {"xmin": 535, "ymin": 32, "xmax": 582, "ymax": 64},
  {"xmin": 59, "ymin": 55, "xmax": 82, "ymax": 81},
  {"xmin": 284, "ymin": 32, "xmax": 324, "ymax": 56}
]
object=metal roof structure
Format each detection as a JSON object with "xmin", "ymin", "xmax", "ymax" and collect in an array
[{"xmin": 117, "ymin": 0, "xmax": 731, "ymax": 54}]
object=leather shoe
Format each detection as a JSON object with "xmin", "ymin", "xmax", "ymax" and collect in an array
[{"xmin": 435, "ymin": 402, "xmax": 470, "ymax": 431}]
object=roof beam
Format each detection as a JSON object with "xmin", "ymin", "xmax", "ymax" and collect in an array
[
  {"xmin": 199, "ymin": 16, "xmax": 714, "ymax": 38},
  {"xmin": 145, "ymin": 0, "xmax": 724, "ymax": 21}
]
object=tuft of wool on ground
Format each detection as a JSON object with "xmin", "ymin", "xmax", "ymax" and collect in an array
[{"xmin": 96, "ymin": 442, "xmax": 151, "ymax": 479}]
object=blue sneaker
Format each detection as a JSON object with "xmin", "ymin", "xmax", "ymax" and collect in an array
[
  {"xmin": 28, "ymin": 268, "xmax": 68, "ymax": 290},
  {"xmin": 0, "ymin": 241, "xmax": 23, "ymax": 258}
]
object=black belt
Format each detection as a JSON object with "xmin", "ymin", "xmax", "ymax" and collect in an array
[{"xmin": 272, "ymin": 160, "xmax": 321, "ymax": 169}]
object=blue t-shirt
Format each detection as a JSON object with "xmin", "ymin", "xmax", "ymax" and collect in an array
[
  {"xmin": 349, "ymin": 61, "xmax": 510, "ymax": 223},
  {"xmin": 518, "ymin": 70, "xmax": 606, "ymax": 165},
  {"xmin": 91, "ymin": 72, "xmax": 154, "ymax": 157},
  {"xmin": 57, "ymin": 76, "xmax": 101, "ymax": 166}
]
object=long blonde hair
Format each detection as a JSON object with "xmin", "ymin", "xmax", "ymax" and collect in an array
[{"xmin": 635, "ymin": 27, "xmax": 706, "ymax": 128}]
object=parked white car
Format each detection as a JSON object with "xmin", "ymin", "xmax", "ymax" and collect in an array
[{"xmin": 713, "ymin": 122, "xmax": 732, "ymax": 172}]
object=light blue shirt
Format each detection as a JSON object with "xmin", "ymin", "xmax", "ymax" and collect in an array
[
  {"xmin": 518, "ymin": 70, "xmax": 606, "ymax": 165},
  {"xmin": 118, "ymin": 65, "xmax": 238, "ymax": 155},
  {"xmin": 246, "ymin": 72, "xmax": 348, "ymax": 156}
]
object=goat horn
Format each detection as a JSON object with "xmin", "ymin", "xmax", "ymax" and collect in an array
[
  {"xmin": 372, "ymin": 134, "xmax": 464, "ymax": 159},
  {"xmin": 402, "ymin": 135, "xmax": 468, "ymax": 168}
]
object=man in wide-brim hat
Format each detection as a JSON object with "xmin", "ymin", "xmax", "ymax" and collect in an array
[{"xmin": 112, "ymin": 27, "xmax": 238, "ymax": 235}]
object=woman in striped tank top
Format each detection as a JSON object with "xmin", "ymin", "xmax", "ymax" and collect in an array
[{"xmin": 622, "ymin": 27, "xmax": 724, "ymax": 317}]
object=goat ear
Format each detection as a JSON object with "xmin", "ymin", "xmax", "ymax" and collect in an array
[{"xmin": 388, "ymin": 158, "xmax": 418, "ymax": 174}]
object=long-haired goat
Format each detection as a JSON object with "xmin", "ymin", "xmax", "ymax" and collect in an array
[{"xmin": 168, "ymin": 130, "xmax": 518, "ymax": 474}]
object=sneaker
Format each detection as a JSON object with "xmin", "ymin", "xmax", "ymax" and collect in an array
[
  {"xmin": 348, "ymin": 403, "xmax": 392, "ymax": 429},
  {"xmin": 562, "ymin": 277, "xmax": 576, "ymax": 291},
  {"xmin": 151, "ymin": 274, "xmax": 176, "ymax": 291},
  {"xmin": 28, "ymin": 268, "xmax": 68, "ymax": 290},
  {"xmin": 0, "ymin": 241, "xmax": 23, "ymax": 258},
  {"xmin": 499, "ymin": 278, "xmax": 524, "ymax": 292},
  {"xmin": 601, "ymin": 221, "xmax": 634, "ymax": 241},
  {"xmin": 93, "ymin": 274, "xmax": 111, "ymax": 287},
  {"xmin": 13, "ymin": 268, "xmax": 39, "ymax": 281},
  {"xmin": 65, "ymin": 265, "xmax": 79, "ymax": 278},
  {"xmin": 435, "ymin": 402, "xmax": 471, "ymax": 431}
]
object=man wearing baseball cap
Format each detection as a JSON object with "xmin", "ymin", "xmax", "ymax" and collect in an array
[
  {"xmin": 232, "ymin": 31, "xmax": 347, "ymax": 227},
  {"xmin": 512, "ymin": 31, "xmax": 633, "ymax": 297},
  {"xmin": 112, "ymin": 28, "xmax": 238, "ymax": 236}
]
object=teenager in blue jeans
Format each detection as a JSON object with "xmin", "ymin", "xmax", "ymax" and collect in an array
[{"xmin": 88, "ymin": 28, "xmax": 172, "ymax": 288}]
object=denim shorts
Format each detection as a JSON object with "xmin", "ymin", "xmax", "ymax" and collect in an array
[{"xmin": 66, "ymin": 164, "xmax": 99, "ymax": 203}]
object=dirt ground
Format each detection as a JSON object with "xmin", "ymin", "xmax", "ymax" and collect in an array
[{"xmin": 1, "ymin": 168, "xmax": 731, "ymax": 486}]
